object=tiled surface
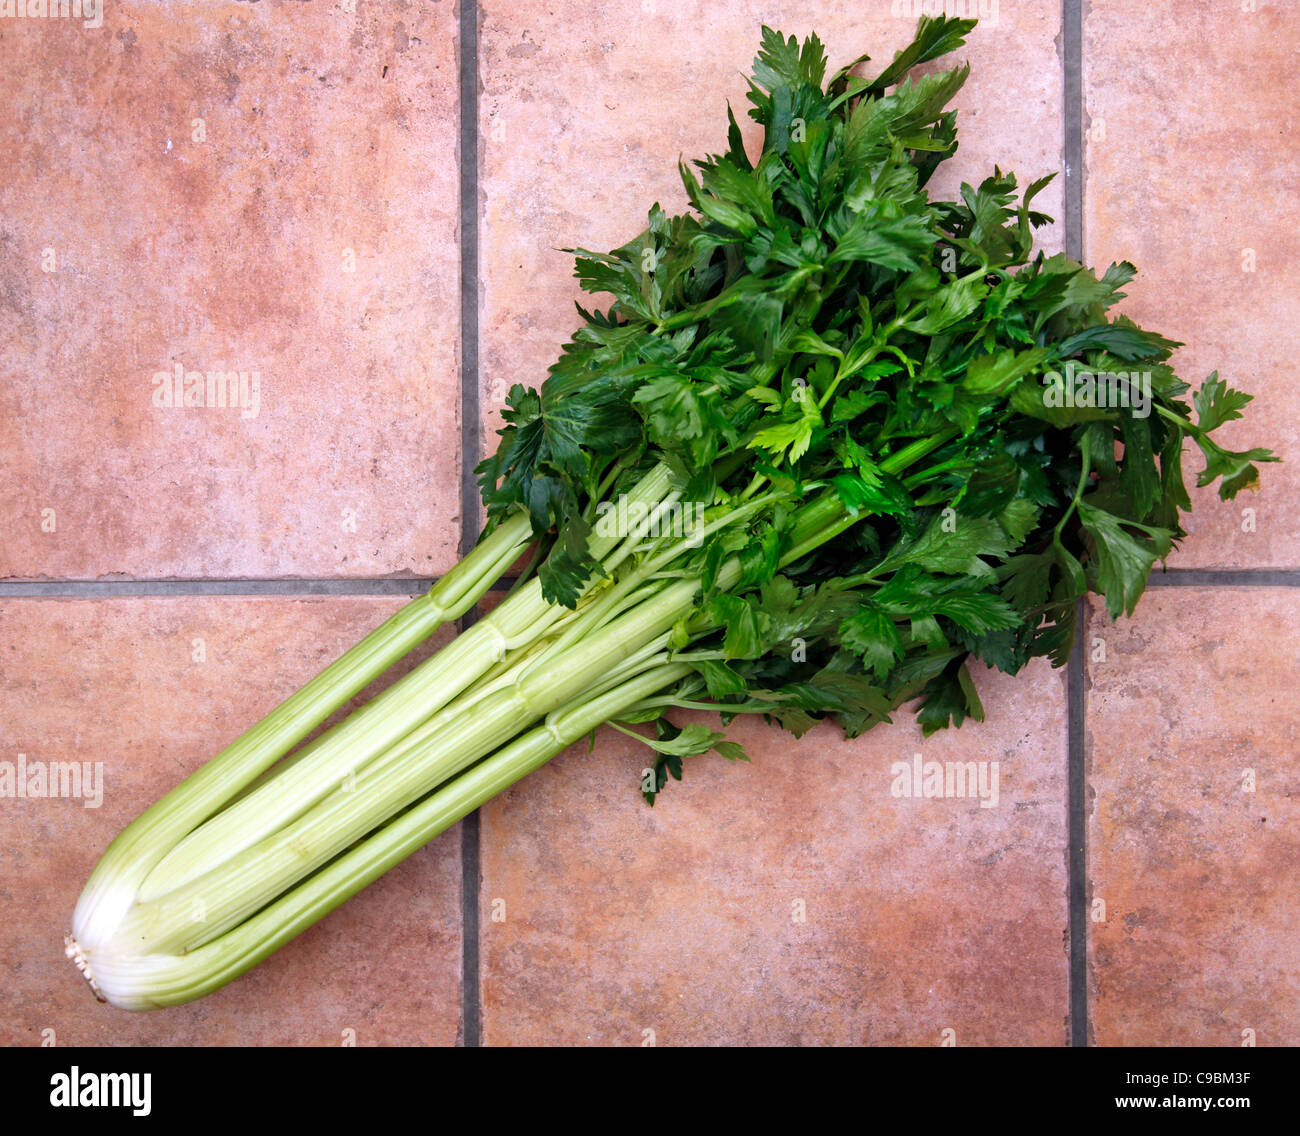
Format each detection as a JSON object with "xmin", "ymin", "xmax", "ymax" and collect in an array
[
  {"xmin": 477, "ymin": 0, "xmax": 1064, "ymax": 449},
  {"xmin": 480, "ymin": 660, "xmax": 1069, "ymax": 1046},
  {"xmin": 0, "ymin": 597, "xmax": 463, "ymax": 1046},
  {"xmin": 1, "ymin": 0, "xmax": 1295, "ymax": 1049},
  {"xmin": 0, "ymin": 2, "xmax": 462, "ymax": 580},
  {"xmin": 1084, "ymin": 0, "xmax": 1298, "ymax": 568},
  {"xmin": 1084, "ymin": 590, "xmax": 1300, "ymax": 1046}
]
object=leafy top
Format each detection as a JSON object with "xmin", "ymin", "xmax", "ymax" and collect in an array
[{"xmin": 474, "ymin": 16, "xmax": 1277, "ymax": 796}]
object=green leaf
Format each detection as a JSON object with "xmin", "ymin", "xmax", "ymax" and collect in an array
[
  {"xmin": 714, "ymin": 740, "xmax": 751, "ymax": 762},
  {"xmin": 866, "ymin": 15, "xmax": 977, "ymax": 94},
  {"xmin": 627, "ymin": 722, "xmax": 731, "ymax": 758},
  {"xmin": 827, "ymin": 205, "xmax": 937, "ymax": 271},
  {"xmin": 839, "ymin": 601, "xmax": 903, "ymax": 679},
  {"xmin": 1009, "ymin": 377, "xmax": 1119, "ymax": 425},
  {"xmin": 916, "ymin": 659, "xmax": 983, "ymax": 735},
  {"xmin": 1055, "ymin": 317, "xmax": 1181, "ymax": 361},
  {"xmin": 925, "ymin": 591, "xmax": 1021, "ymax": 635},
  {"xmin": 692, "ymin": 659, "xmax": 749, "ymax": 699},
  {"xmin": 1077, "ymin": 501, "xmax": 1174, "ymax": 619},
  {"xmin": 1193, "ymin": 371, "xmax": 1253, "ymax": 433},
  {"xmin": 1193, "ymin": 436, "xmax": 1276, "ymax": 499},
  {"xmin": 632, "ymin": 718, "xmax": 749, "ymax": 804},
  {"xmin": 1118, "ymin": 413, "xmax": 1160, "ymax": 521},
  {"xmin": 963, "ymin": 346, "xmax": 1049, "ymax": 395},
  {"xmin": 707, "ymin": 594, "xmax": 772, "ymax": 660},
  {"xmin": 752, "ymin": 25, "xmax": 828, "ymax": 94},
  {"xmin": 831, "ymin": 386, "xmax": 890, "ymax": 422},
  {"xmin": 831, "ymin": 471, "xmax": 912, "ymax": 517},
  {"xmin": 907, "ymin": 272, "xmax": 988, "ymax": 334},
  {"xmin": 875, "ymin": 511, "xmax": 1014, "ymax": 578},
  {"xmin": 1037, "ymin": 258, "xmax": 1136, "ymax": 320},
  {"xmin": 908, "ymin": 614, "xmax": 948, "ymax": 650},
  {"xmin": 997, "ymin": 497, "xmax": 1041, "ymax": 544}
]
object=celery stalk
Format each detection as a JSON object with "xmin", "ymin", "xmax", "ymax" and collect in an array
[{"xmin": 68, "ymin": 662, "xmax": 692, "ymax": 1010}]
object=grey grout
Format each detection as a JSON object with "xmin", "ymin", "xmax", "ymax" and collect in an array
[
  {"xmin": 4, "ymin": 566, "xmax": 1293, "ymax": 602},
  {"xmin": 1067, "ymin": 599, "xmax": 1089, "ymax": 1048},
  {"xmin": 1063, "ymin": 0, "xmax": 1085, "ymax": 266},
  {"xmin": 1063, "ymin": 0, "xmax": 1089, "ymax": 1049},
  {"xmin": 0, "ymin": 578, "xmax": 436, "ymax": 598},
  {"xmin": 1145, "ymin": 569, "xmax": 1300, "ymax": 587},
  {"xmin": 5, "ymin": 566, "xmax": 1296, "ymax": 598},
  {"xmin": 457, "ymin": 0, "xmax": 483, "ymax": 1050}
]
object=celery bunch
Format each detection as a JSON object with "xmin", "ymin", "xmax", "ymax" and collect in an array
[{"xmin": 67, "ymin": 16, "xmax": 1274, "ymax": 1010}]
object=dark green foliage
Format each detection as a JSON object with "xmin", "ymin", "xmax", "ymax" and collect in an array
[{"xmin": 473, "ymin": 16, "xmax": 1278, "ymax": 799}]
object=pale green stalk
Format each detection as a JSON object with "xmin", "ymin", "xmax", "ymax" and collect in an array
[
  {"xmin": 104, "ymin": 490, "xmax": 832, "ymax": 956},
  {"xmin": 72, "ymin": 508, "xmax": 534, "ymax": 946},
  {"xmin": 130, "ymin": 464, "xmax": 681, "ymax": 903},
  {"xmin": 107, "ymin": 567, "xmax": 737, "ymax": 956},
  {"xmin": 70, "ymin": 662, "xmax": 693, "ymax": 1010}
]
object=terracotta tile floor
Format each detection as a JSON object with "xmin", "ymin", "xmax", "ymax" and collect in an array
[
  {"xmin": 1084, "ymin": 589, "xmax": 1300, "ymax": 1046},
  {"xmin": 0, "ymin": 1, "xmax": 1294, "ymax": 1046}
]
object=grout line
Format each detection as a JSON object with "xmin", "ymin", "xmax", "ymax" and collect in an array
[
  {"xmin": 1068, "ymin": 599, "xmax": 1089, "ymax": 1048},
  {"xmin": 1145, "ymin": 568, "xmax": 1300, "ymax": 587},
  {"xmin": 4, "ymin": 567, "xmax": 1294, "ymax": 601},
  {"xmin": 1063, "ymin": 0, "xmax": 1089, "ymax": 1049},
  {"xmin": 0, "ymin": 578, "xmax": 437, "ymax": 598},
  {"xmin": 0, "ymin": 574, "xmax": 524, "ymax": 599},
  {"xmin": 1063, "ymin": 0, "xmax": 1084, "ymax": 265},
  {"xmin": 457, "ymin": 0, "xmax": 483, "ymax": 1051}
]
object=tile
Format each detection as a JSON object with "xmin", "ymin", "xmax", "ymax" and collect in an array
[
  {"xmin": 1084, "ymin": 1, "xmax": 1298, "ymax": 567},
  {"xmin": 480, "ymin": 658, "xmax": 1068, "ymax": 1046},
  {"xmin": 1085, "ymin": 588, "xmax": 1300, "ymax": 1046},
  {"xmin": 477, "ymin": 0, "xmax": 1065, "ymax": 457},
  {"xmin": 0, "ymin": 2, "xmax": 462, "ymax": 580},
  {"xmin": 0, "ymin": 596, "xmax": 463, "ymax": 1045}
]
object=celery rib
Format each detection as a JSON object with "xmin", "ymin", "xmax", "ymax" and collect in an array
[
  {"xmin": 73, "ymin": 509, "xmax": 534, "ymax": 947},
  {"xmin": 73, "ymin": 663, "xmax": 692, "ymax": 1010},
  {"xmin": 132, "ymin": 465, "xmax": 685, "ymax": 903}
]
